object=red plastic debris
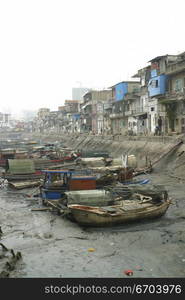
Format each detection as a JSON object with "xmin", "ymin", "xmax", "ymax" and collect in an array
[{"xmin": 124, "ymin": 269, "xmax": 133, "ymax": 276}]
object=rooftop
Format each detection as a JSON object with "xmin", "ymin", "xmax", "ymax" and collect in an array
[
  {"xmin": 109, "ymin": 80, "xmax": 140, "ymax": 88},
  {"xmin": 148, "ymin": 54, "xmax": 178, "ymax": 63},
  {"xmin": 132, "ymin": 65, "xmax": 151, "ymax": 78},
  {"xmin": 65, "ymin": 100, "xmax": 81, "ymax": 104}
]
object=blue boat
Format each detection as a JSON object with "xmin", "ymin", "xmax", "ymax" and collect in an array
[
  {"xmin": 40, "ymin": 170, "xmax": 74, "ymax": 201},
  {"xmin": 40, "ymin": 169, "xmax": 96, "ymax": 202}
]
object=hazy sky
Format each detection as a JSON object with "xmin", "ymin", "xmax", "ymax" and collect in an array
[{"xmin": 0, "ymin": 0, "xmax": 185, "ymax": 115}]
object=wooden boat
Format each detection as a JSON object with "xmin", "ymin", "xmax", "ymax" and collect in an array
[
  {"xmin": 8, "ymin": 180, "xmax": 41, "ymax": 190},
  {"xmin": 81, "ymin": 150, "xmax": 109, "ymax": 158},
  {"xmin": 2, "ymin": 159, "xmax": 43, "ymax": 181},
  {"xmin": 68, "ymin": 195, "xmax": 171, "ymax": 227},
  {"xmin": 133, "ymin": 166, "xmax": 153, "ymax": 177},
  {"xmin": 40, "ymin": 170, "xmax": 73, "ymax": 201},
  {"xmin": 3, "ymin": 171, "xmax": 43, "ymax": 181},
  {"xmin": 0, "ymin": 148, "xmax": 30, "ymax": 167}
]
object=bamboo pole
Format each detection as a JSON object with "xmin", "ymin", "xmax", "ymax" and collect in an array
[{"xmin": 151, "ymin": 140, "xmax": 183, "ymax": 167}]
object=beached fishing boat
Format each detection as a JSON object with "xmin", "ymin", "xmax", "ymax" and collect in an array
[
  {"xmin": 4, "ymin": 173, "xmax": 43, "ymax": 181},
  {"xmin": 0, "ymin": 148, "xmax": 29, "ymax": 167},
  {"xmin": 40, "ymin": 170, "xmax": 97, "ymax": 203},
  {"xmin": 8, "ymin": 180, "xmax": 41, "ymax": 190},
  {"xmin": 68, "ymin": 191, "xmax": 170, "ymax": 227},
  {"xmin": 3, "ymin": 159, "xmax": 43, "ymax": 181}
]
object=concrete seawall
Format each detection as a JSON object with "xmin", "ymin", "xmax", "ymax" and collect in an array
[{"xmin": 32, "ymin": 132, "xmax": 185, "ymax": 180}]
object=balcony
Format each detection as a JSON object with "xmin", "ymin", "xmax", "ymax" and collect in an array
[
  {"xmin": 108, "ymin": 97, "xmax": 115, "ymax": 102},
  {"xmin": 124, "ymin": 108, "xmax": 147, "ymax": 117},
  {"xmin": 125, "ymin": 111, "xmax": 132, "ymax": 116},
  {"xmin": 166, "ymin": 60, "xmax": 185, "ymax": 75},
  {"xmin": 81, "ymin": 100, "xmax": 92, "ymax": 110},
  {"xmin": 104, "ymin": 102, "xmax": 112, "ymax": 110},
  {"xmin": 109, "ymin": 112, "xmax": 124, "ymax": 119},
  {"xmin": 159, "ymin": 89, "xmax": 185, "ymax": 103},
  {"xmin": 124, "ymin": 93, "xmax": 141, "ymax": 101}
]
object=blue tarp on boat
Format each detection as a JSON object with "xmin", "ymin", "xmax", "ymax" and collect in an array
[{"xmin": 122, "ymin": 179, "xmax": 150, "ymax": 185}]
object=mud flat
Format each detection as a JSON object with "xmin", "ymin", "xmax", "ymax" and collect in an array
[
  {"xmin": 0, "ymin": 173, "xmax": 185, "ymax": 278},
  {"xmin": 0, "ymin": 133, "xmax": 185, "ymax": 277}
]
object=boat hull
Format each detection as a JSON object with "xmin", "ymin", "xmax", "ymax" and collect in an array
[
  {"xmin": 8, "ymin": 180, "xmax": 41, "ymax": 189},
  {"xmin": 3, "ymin": 173, "xmax": 43, "ymax": 181},
  {"xmin": 41, "ymin": 188, "xmax": 66, "ymax": 200},
  {"xmin": 68, "ymin": 200, "xmax": 170, "ymax": 227}
]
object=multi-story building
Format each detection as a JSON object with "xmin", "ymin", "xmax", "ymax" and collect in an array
[
  {"xmin": 159, "ymin": 52, "xmax": 185, "ymax": 133},
  {"xmin": 33, "ymin": 51, "xmax": 185, "ymax": 136},
  {"xmin": 80, "ymin": 91, "xmax": 93, "ymax": 133},
  {"xmin": 147, "ymin": 55, "xmax": 178, "ymax": 134},
  {"xmin": 91, "ymin": 89, "xmax": 112, "ymax": 134},
  {"xmin": 79, "ymin": 89, "xmax": 112, "ymax": 134},
  {"xmin": 131, "ymin": 66, "xmax": 151, "ymax": 135},
  {"xmin": 131, "ymin": 53, "xmax": 185, "ymax": 135},
  {"xmin": 37, "ymin": 108, "xmax": 50, "ymax": 119},
  {"xmin": 33, "ymin": 108, "xmax": 50, "ymax": 132},
  {"xmin": 0, "ymin": 112, "xmax": 11, "ymax": 128},
  {"xmin": 63, "ymin": 100, "xmax": 81, "ymax": 133},
  {"xmin": 109, "ymin": 81, "xmax": 140, "ymax": 134}
]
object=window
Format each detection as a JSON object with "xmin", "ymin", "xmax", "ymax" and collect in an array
[
  {"xmin": 182, "ymin": 102, "xmax": 185, "ymax": 113},
  {"xmin": 174, "ymin": 79, "xmax": 183, "ymax": 91},
  {"xmin": 151, "ymin": 107, "xmax": 155, "ymax": 112},
  {"xmin": 151, "ymin": 80, "xmax": 158, "ymax": 88},
  {"xmin": 141, "ymin": 78, "xmax": 145, "ymax": 86},
  {"xmin": 133, "ymin": 86, "xmax": 140, "ymax": 93}
]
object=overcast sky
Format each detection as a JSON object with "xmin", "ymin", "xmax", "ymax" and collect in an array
[{"xmin": 0, "ymin": 0, "xmax": 185, "ymax": 116}]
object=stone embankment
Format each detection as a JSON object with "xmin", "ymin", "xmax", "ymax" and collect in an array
[{"xmin": 32, "ymin": 132, "xmax": 185, "ymax": 180}]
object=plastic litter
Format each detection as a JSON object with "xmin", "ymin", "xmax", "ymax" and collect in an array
[
  {"xmin": 88, "ymin": 248, "xmax": 95, "ymax": 252},
  {"xmin": 124, "ymin": 269, "xmax": 133, "ymax": 276}
]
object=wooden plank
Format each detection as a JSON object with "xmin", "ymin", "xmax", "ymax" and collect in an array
[{"xmin": 31, "ymin": 208, "xmax": 52, "ymax": 211}]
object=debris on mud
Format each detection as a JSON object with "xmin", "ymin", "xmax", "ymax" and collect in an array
[{"xmin": 0, "ymin": 242, "xmax": 22, "ymax": 278}]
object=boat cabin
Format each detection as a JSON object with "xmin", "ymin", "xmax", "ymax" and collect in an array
[
  {"xmin": 42, "ymin": 170, "xmax": 73, "ymax": 188},
  {"xmin": 41, "ymin": 170, "xmax": 97, "ymax": 201},
  {"xmin": 0, "ymin": 149, "xmax": 29, "ymax": 167},
  {"xmin": 0, "ymin": 149, "xmax": 16, "ymax": 166}
]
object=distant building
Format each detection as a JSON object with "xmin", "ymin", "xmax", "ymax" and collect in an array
[
  {"xmin": 64, "ymin": 100, "xmax": 81, "ymax": 113},
  {"xmin": 0, "ymin": 112, "xmax": 11, "ymax": 127},
  {"xmin": 58, "ymin": 106, "xmax": 65, "ymax": 112},
  {"xmin": 37, "ymin": 108, "xmax": 50, "ymax": 119},
  {"xmin": 72, "ymin": 87, "xmax": 91, "ymax": 100}
]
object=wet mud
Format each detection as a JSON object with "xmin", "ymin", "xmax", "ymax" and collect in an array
[{"xmin": 0, "ymin": 170, "xmax": 185, "ymax": 278}]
